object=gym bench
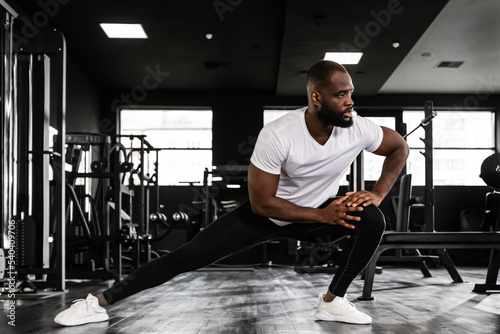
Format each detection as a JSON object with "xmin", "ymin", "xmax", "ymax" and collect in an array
[
  {"xmin": 358, "ymin": 231, "xmax": 500, "ymax": 300},
  {"xmin": 358, "ymin": 174, "xmax": 500, "ymax": 300}
]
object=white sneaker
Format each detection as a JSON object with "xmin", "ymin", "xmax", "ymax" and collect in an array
[
  {"xmin": 314, "ymin": 294, "xmax": 372, "ymax": 324},
  {"xmin": 54, "ymin": 293, "xmax": 109, "ymax": 326}
]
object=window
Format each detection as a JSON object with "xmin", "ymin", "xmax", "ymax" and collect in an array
[
  {"xmin": 403, "ymin": 111, "xmax": 495, "ymax": 186},
  {"xmin": 120, "ymin": 108, "xmax": 213, "ymax": 185}
]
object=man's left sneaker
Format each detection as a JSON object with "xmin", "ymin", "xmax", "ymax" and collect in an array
[{"xmin": 54, "ymin": 293, "xmax": 109, "ymax": 326}]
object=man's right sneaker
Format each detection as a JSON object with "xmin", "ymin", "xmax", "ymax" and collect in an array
[
  {"xmin": 314, "ymin": 294, "xmax": 372, "ymax": 325},
  {"xmin": 54, "ymin": 293, "xmax": 109, "ymax": 326}
]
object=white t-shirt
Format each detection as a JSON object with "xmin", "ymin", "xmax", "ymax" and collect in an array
[{"xmin": 250, "ymin": 107, "xmax": 383, "ymax": 226}]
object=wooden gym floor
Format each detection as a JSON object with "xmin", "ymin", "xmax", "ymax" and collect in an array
[{"xmin": 1, "ymin": 265, "xmax": 499, "ymax": 334}]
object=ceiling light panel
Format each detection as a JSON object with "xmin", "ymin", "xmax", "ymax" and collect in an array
[
  {"xmin": 324, "ymin": 52, "xmax": 363, "ymax": 65},
  {"xmin": 100, "ymin": 23, "xmax": 148, "ymax": 39},
  {"xmin": 436, "ymin": 61, "xmax": 464, "ymax": 68}
]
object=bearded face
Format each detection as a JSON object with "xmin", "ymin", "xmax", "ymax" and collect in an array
[{"xmin": 317, "ymin": 98, "xmax": 353, "ymax": 128}]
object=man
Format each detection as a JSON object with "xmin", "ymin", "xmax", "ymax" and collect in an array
[{"xmin": 54, "ymin": 60, "xmax": 409, "ymax": 326}]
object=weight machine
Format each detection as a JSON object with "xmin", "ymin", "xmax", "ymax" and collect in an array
[
  {"xmin": 0, "ymin": 16, "xmax": 67, "ymax": 292},
  {"xmin": 61, "ymin": 133, "xmax": 184, "ymax": 281},
  {"xmin": 473, "ymin": 153, "xmax": 500, "ymax": 293}
]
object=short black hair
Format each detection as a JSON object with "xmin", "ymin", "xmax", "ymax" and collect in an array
[{"xmin": 306, "ymin": 60, "xmax": 347, "ymax": 94}]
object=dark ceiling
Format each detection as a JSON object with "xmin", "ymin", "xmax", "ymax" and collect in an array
[{"xmin": 10, "ymin": 0, "xmax": 498, "ymax": 98}]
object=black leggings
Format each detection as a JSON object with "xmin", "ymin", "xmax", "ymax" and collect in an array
[{"xmin": 103, "ymin": 200, "xmax": 385, "ymax": 304}]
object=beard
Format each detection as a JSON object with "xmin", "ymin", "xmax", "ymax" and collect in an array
[{"xmin": 317, "ymin": 103, "xmax": 353, "ymax": 128}]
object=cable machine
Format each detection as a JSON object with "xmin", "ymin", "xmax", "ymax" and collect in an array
[
  {"xmin": 61, "ymin": 133, "xmax": 179, "ymax": 280},
  {"xmin": 0, "ymin": 10, "xmax": 67, "ymax": 291}
]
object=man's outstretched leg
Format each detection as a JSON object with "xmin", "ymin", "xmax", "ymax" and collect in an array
[{"xmin": 54, "ymin": 202, "xmax": 284, "ymax": 326}]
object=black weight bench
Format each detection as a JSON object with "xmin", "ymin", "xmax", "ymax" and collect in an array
[
  {"xmin": 358, "ymin": 174, "xmax": 500, "ymax": 300},
  {"xmin": 358, "ymin": 231, "xmax": 500, "ymax": 300}
]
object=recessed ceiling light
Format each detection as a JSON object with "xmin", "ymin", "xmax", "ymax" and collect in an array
[
  {"xmin": 100, "ymin": 23, "xmax": 148, "ymax": 39},
  {"xmin": 206, "ymin": 33, "xmax": 213, "ymax": 40},
  {"xmin": 436, "ymin": 61, "xmax": 464, "ymax": 68},
  {"xmin": 324, "ymin": 52, "xmax": 363, "ymax": 65}
]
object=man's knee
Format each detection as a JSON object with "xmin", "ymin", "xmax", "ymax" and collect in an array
[{"xmin": 355, "ymin": 205, "xmax": 386, "ymax": 236}]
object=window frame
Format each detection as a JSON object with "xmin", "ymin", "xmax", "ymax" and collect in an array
[
  {"xmin": 403, "ymin": 109, "xmax": 495, "ymax": 186},
  {"xmin": 119, "ymin": 107, "xmax": 213, "ymax": 186}
]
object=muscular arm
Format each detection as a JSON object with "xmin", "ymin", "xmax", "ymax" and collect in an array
[
  {"xmin": 248, "ymin": 163, "xmax": 362, "ymax": 228},
  {"xmin": 346, "ymin": 126, "xmax": 409, "ymax": 207}
]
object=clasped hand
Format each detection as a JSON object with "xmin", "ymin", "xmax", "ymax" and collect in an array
[{"xmin": 322, "ymin": 190, "xmax": 383, "ymax": 229}]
